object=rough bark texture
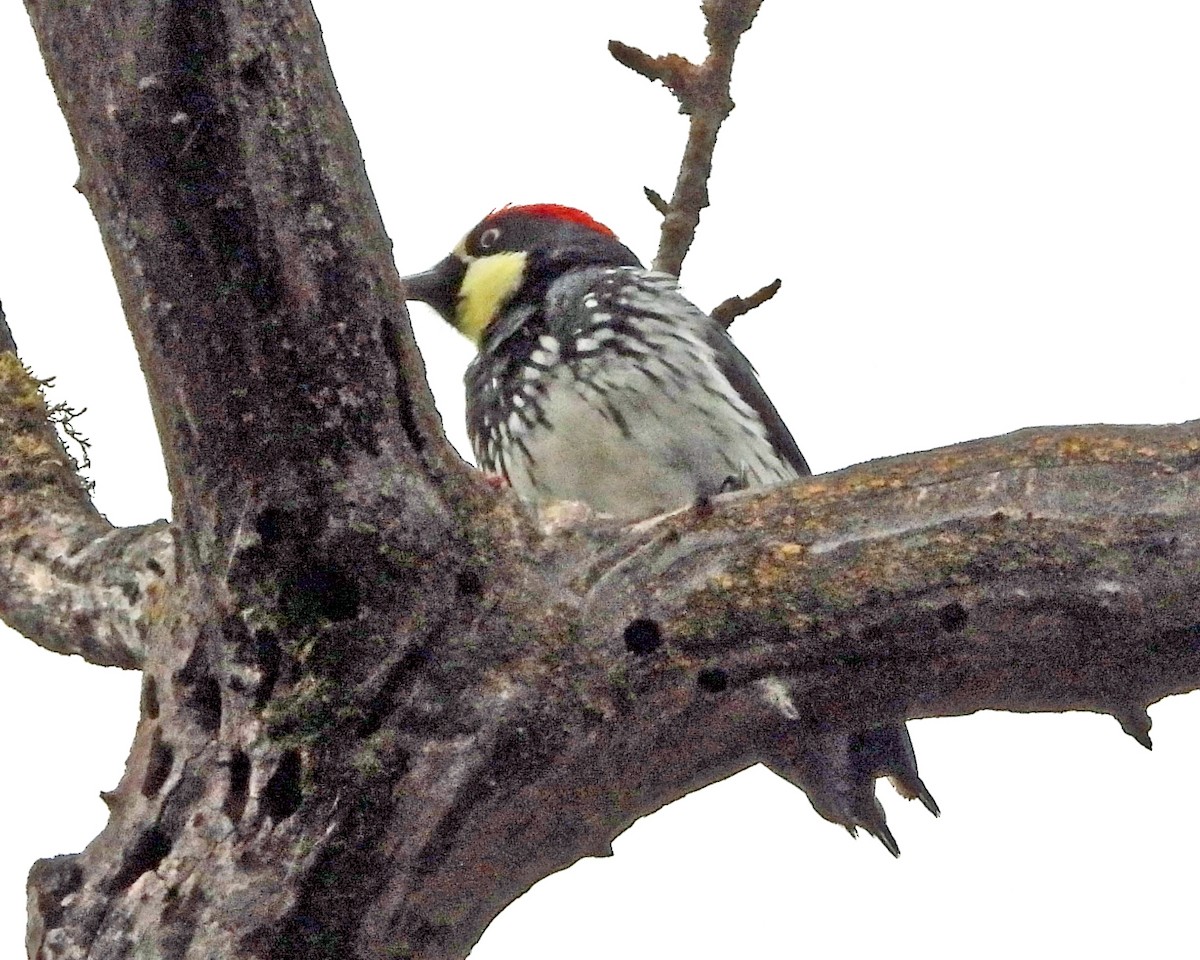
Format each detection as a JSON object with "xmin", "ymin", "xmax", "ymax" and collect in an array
[
  {"xmin": 5, "ymin": 2, "xmax": 1200, "ymax": 960},
  {"xmin": 1, "ymin": 308, "xmax": 168, "ymax": 669}
]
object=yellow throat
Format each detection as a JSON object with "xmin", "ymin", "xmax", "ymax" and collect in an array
[{"xmin": 455, "ymin": 250, "xmax": 529, "ymax": 345}]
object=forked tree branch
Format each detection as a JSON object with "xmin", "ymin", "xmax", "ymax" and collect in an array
[
  {"xmin": 610, "ymin": 0, "xmax": 762, "ymax": 276},
  {"xmin": 610, "ymin": 0, "xmax": 781, "ymax": 324},
  {"xmin": 24, "ymin": 416, "xmax": 1200, "ymax": 959},
  {"xmin": 0, "ymin": 306, "xmax": 170, "ymax": 669}
]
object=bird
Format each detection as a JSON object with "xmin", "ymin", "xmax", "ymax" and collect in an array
[{"xmin": 401, "ymin": 203, "xmax": 809, "ymax": 521}]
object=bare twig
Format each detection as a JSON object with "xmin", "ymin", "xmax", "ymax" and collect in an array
[
  {"xmin": 610, "ymin": 0, "xmax": 767, "ymax": 277},
  {"xmin": 642, "ymin": 185, "xmax": 670, "ymax": 215},
  {"xmin": 710, "ymin": 277, "xmax": 781, "ymax": 328}
]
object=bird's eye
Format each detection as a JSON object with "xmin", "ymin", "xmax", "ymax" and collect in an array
[{"xmin": 478, "ymin": 227, "xmax": 502, "ymax": 250}]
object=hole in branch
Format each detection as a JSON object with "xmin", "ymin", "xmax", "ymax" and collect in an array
[
  {"xmin": 255, "ymin": 507, "xmax": 307, "ymax": 547},
  {"xmin": 623, "ymin": 618, "xmax": 663, "ymax": 654},
  {"xmin": 225, "ymin": 749, "xmax": 251, "ymax": 823},
  {"xmin": 239, "ymin": 52, "xmax": 269, "ymax": 89},
  {"xmin": 697, "ymin": 668, "xmax": 729, "ymax": 693},
  {"xmin": 456, "ymin": 569, "xmax": 484, "ymax": 598},
  {"xmin": 141, "ymin": 675, "xmax": 160, "ymax": 719},
  {"xmin": 937, "ymin": 602, "xmax": 969, "ymax": 632},
  {"xmin": 284, "ymin": 565, "xmax": 361, "ymax": 623},
  {"xmin": 106, "ymin": 827, "xmax": 172, "ymax": 894},
  {"xmin": 254, "ymin": 630, "xmax": 282, "ymax": 707},
  {"xmin": 263, "ymin": 749, "xmax": 303, "ymax": 821},
  {"xmin": 183, "ymin": 673, "xmax": 222, "ymax": 734},
  {"xmin": 31, "ymin": 858, "xmax": 82, "ymax": 932},
  {"xmin": 142, "ymin": 729, "xmax": 175, "ymax": 797}
]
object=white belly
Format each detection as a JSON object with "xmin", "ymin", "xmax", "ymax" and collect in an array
[{"xmin": 500, "ymin": 362, "xmax": 796, "ymax": 520}]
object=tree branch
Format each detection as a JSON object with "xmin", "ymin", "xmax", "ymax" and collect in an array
[
  {"xmin": 25, "ymin": 416, "xmax": 1200, "ymax": 957},
  {"xmin": 26, "ymin": 0, "xmax": 477, "ymax": 555},
  {"xmin": 611, "ymin": 0, "xmax": 766, "ymax": 277},
  {"xmin": 330, "ymin": 421, "xmax": 1200, "ymax": 957},
  {"xmin": 709, "ymin": 277, "xmax": 782, "ymax": 328},
  {"xmin": 17, "ymin": 1, "xmax": 1200, "ymax": 957},
  {"xmin": 0, "ymin": 305, "xmax": 169, "ymax": 668}
]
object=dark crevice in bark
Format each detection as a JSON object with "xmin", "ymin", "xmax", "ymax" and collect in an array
[
  {"xmin": 379, "ymin": 309, "xmax": 430, "ymax": 456},
  {"xmin": 141, "ymin": 675, "xmax": 161, "ymax": 719},
  {"xmin": 262, "ymin": 750, "xmax": 303, "ymax": 822},
  {"xmin": 697, "ymin": 667, "xmax": 730, "ymax": 693},
  {"xmin": 106, "ymin": 828, "xmax": 173, "ymax": 895},
  {"xmin": 141, "ymin": 730, "xmax": 175, "ymax": 797},
  {"xmin": 252, "ymin": 629, "xmax": 283, "ymax": 708},
  {"xmin": 269, "ymin": 781, "xmax": 400, "ymax": 960},
  {"xmin": 185, "ymin": 674, "xmax": 224, "ymax": 734},
  {"xmin": 177, "ymin": 642, "xmax": 224, "ymax": 734},
  {"xmin": 225, "ymin": 749, "xmax": 251, "ymax": 823}
]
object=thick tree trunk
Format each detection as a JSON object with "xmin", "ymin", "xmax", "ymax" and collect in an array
[{"xmin": 6, "ymin": 2, "xmax": 1200, "ymax": 959}]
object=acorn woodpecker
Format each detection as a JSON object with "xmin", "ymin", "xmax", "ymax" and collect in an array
[{"xmin": 402, "ymin": 204, "xmax": 809, "ymax": 520}]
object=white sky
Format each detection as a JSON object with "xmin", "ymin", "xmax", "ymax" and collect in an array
[{"xmin": 2, "ymin": 2, "xmax": 1199, "ymax": 957}]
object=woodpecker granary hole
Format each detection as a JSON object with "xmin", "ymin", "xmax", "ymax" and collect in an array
[
  {"xmin": 175, "ymin": 643, "xmax": 222, "ymax": 732},
  {"xmin": 283, "ymin": 564, "xmax": 361, "ymax": 623},
  {"xmin": 141, "ymin": 729, "xmax": 174, "ymax": 797},
  {"xmin": 697, "ymin": 667, "xmax": 729, "ymax": 693},
  {"xmin": 224, "ymin": 749, "xmax": 251, "ymax": 823},
  {"xmin": 33, "ymin": 860, "xmax": 82, "ymax": 930},
  {"xmin": 184, "ymin": 673, "xmax": 222, "ymax": 734},
  {"xmin": 623, "ymin": 618, "xmax": 663, "ymax": 654},
  {"xmin": 252, "ymin": 629, "xmax": 281, "ymax": 708},
  {"xmin": 141, "ymin": 675, "xmax": 160, "ymax": 719},
  {"xmin": 254, "ymin": 507, "xmax": 308, "ymax": 548},
  {"xmin": 456, "ymin": 569, "xmax": 484, "ymax": 598},
  {"xmin": 263, "ymin": 749, "xmax": 303, "ymax": 822},
  {"xmin": 107, "ymin": 827, "xmax": 172, "ymax": 895},
  {"xmin": 938, "ymin": 602, "xmax": 969, "ymax": 632},
  {"xmin": 239, "ymin": 52, "xmax": 269, "ymax": 89}
]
